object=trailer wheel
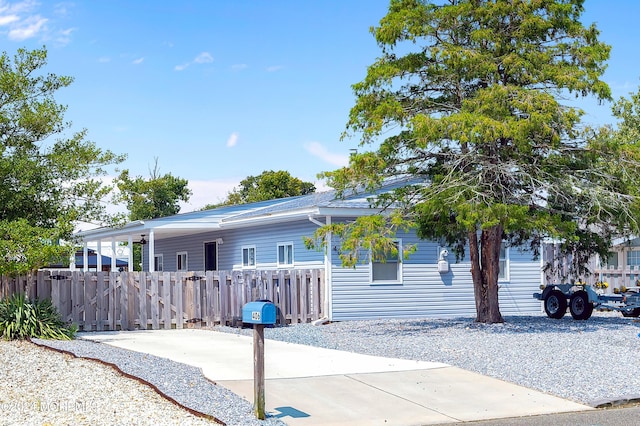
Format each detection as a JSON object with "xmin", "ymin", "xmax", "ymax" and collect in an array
[
  {"xmin": 544, "ymin": 290, "xmax": 567, "ymax": 319},
  {"xmin": 569, "ymin": 290, "xmax": 593, "ymax": 320},
  {"xmin": 621, "ymin": 308, "xmax": 640, "ymax": 318}
]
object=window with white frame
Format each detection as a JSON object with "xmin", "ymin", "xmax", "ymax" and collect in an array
[
  {"xmin": 154, "ymin": 254, "xmax": 164, "ymax": 272},
  {"xmin": 371, "ymin": 240, "xmax": 401, "ymax": 282},
  {"xmin": 242, "ymin": 246, "xmax": 256, "ymax": 268},
  {"xmin": 177, "ymin": 252, "xmax": 188, "ymax": 271},
  {"xmin": 277, "ymin": 242, "xmax": 293, "ymax": 267},
  {"xmin": 499, "ymin": 243, "xmax": 509, "ymax": 280},
  {"xmin": 627, "ymin": 250, "xmax": 640, "ymax": 268}
]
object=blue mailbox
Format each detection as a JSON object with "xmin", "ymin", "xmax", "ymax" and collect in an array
[{"xmin": 242, "ymin": 300, "xmax": 276, "ymax": 325}]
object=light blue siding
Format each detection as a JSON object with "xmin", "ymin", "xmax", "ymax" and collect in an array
[
  {"xmin": 150, "ymin": 219, "xmax": 324, "ymax": 271},
  {"xmin": 330, "ymin": 230, "xmax": 543, "ymax": 321},
  {"xmin": 149, "ymin": 215, "xmax": 542, "ymax": 321}
]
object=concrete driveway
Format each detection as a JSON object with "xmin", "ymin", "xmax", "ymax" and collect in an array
[{"xmin": 80, "ymin": 329, "xmax": 592, "ymax": 425}]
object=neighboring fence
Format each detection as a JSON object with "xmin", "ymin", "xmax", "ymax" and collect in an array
[{"xmin": 0, "ymin": 269, "xmax": 324, "ymax": 331}]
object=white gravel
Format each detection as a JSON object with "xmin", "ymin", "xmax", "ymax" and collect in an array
[
  {"xmin": 8, "ymin": 311, "xmax": 640, "ymax": 426},
  {"xmin": 0, "ymin": 339, "xmax": 219, "ymax": 426}
]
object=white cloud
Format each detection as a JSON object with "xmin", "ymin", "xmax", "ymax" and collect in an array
[
  {"xmin": 266, "ymin": 65, "xmax": 283, "ymax": 72},
  {"xmin": 304, "ymin": 142, "xmax": 349, "ymax": 167},
  {"xmin": 226, "ymin": 132, "xmax": 239, "ymax": 148},
  {"xmin": 132, "ymin": 57, "xmax": 144, "ymax": 65},
  {"xmin": 8, "ymin": 15, "xmax": 47, "ymax": 40},
  {"xmin": 231, "ymin": 63, "xmax": 247, "ymax": 71},
  {"xmin": 175, "ymin": 51, "xmax": 214, "ymax": 71},
  {"xmin": 52, "ymin": 26, "xmax": 75, "ymax": 46},
  {"xmin": 194, "ymin": 51, "xmax": 213, "ymax": 63},
  {"xmin": 0, "ymin": 1, "xmax": 76, "ymax": 43},
  {"xmin": 181, "ymin": 179, "xmax": 239, "ymax": 212},
  {"xmin": 0, "ymin": 0, "xmax": 36, "ymax": 15},
  {"xmin": 0, "ymin": 14, "xmax": 18, "ymax": 25},
  {"xmin": 53, "ymin": 2, "xmax": 73, "ymax": 18},
  {"xmin": 98, "ymin": 56, "xmax": 111, "ymax": 63}
]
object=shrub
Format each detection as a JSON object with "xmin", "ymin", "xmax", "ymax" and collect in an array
[{"xmin": 0, "ymin": 293, "xmax": 77, "ymax": 340}]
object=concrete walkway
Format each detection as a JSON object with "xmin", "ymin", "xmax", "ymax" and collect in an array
[{"xmin": 80, "ymin": 329, "xmax": 592, "ymax": 425}]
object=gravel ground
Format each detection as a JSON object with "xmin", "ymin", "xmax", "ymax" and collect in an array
[
  {"xmin": 6, "ymin": 311, "xmax": 640, "ymax": 425},
  {"xmin": 0, "ymin": 339, "xmax": 219, "ymax": 426},
  {"xmin": 29, "ymin": 338, "xmax": 285, "ymax": 426}
]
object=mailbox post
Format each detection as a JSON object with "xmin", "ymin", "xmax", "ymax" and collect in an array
[{"xmin": 242, "ymin": 300, "xmax": 276, "ymax": 420}]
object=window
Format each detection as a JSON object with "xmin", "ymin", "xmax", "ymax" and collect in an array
[
  {"xmin": 371, "ymin": 240, "xmax": 401, "ymax": 282},
  {"xmin": 499, "ymin": 243, "xmax": 509, "ymax": 280},
  {"xmin": 242, "ymin": 246, "xmax": 256, "ymax": 268},
  {"xmin": 277, "ymin": 242, "xmax": 293, "ymax": 267},
  {"xmin": 177, "ymin": 252, "xmax": 188, "ymax": 271},
  {"xmin": 204, "ymin": 242, "xmax": 218, "ymax": 271},
  {"xmin": 154, "ymin": 254, "xmax": 164, "ymax": 272},
  {"xmin": 627, "ymin": 250, "xmax": 640, "ymax": 268}
]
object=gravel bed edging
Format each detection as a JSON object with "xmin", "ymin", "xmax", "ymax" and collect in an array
[
  {"xmin": 33, "ymin": 338, "xmax": 286, "ymax": 426},
  {"xmin": 29, "ymin": 339, "xmax": 224, "ymax": 424}
]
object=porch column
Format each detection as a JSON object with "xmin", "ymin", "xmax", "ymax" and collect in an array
[
  {"xmin": 111, "ymin": 238, "xmax": 117, "ymax": 271},
  {"xmin": 128, "ymin": 235, "xmax": 133, "ymax": 272},
  {"xmin": 70, "ymin": 245, "xmax": 76, "ymax": 270},
  {"xmin": 96, "ymin": 240, "xmax": 102, "ymax": 271},
  {"xmin": 149, "ymin": 230, "xmax": 155, "ymax": 272},
  {"xmin": 83, "ymin": 243, "xmax": 89, "ymax": 272}
]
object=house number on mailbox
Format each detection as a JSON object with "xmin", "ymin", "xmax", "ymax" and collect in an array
[{"xmin": 252, "ymin": 311, "xmax": 261, "ymax": 321}]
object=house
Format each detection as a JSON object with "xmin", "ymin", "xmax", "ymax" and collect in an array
[
  {"xmin": 586, "ymin": 236, "xmax": 640, "ymax": 291},
  {"xmin": 47, "ymin": 247, "xmax": 129, "ymax": 271},
  {"xmin": 75, "ymin": 179, "xmax": 544, "ymax": 321}
]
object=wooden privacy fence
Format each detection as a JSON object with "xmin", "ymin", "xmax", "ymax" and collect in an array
[{"xmin": 0, "ymin": 269, "xmax": 325, "ymax": 331}]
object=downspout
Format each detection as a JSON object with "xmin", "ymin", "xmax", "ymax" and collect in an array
[{"xmin": 308, "ymin": 215, "xmax": 332, "ymax": 325}]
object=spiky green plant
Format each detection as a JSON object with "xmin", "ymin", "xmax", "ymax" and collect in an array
[{"xmin": 0, "ymin": 293, "xmax": 76, "ymax": 340}]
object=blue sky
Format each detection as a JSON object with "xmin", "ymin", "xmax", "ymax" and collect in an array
[{"xmin": 0, "ymin": 0, "xmax": 638, "ymax": 213}]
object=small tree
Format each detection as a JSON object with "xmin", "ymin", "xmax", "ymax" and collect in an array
[
  {"xmin": 0, "ymin": 47, "xmax": 124, "ymax": 277},
  {"xmin": 113, "ymin": 159, "xmax": 191, "ymax": 271},
  {"xmin": 114, "ymin": 158, "xmax": 191, "ymax": 221},
  {"xmin": 310, "ymin": 0, "xmax": 640, "ymax": 323},
  {"xmin": 204, "ymin": 170, "xmax": 315, "ymax": 208}
]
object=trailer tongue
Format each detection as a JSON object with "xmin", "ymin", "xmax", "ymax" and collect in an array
[{"xmin": 534, "ymin": 284, "xmax": 640, "ymax": 320}]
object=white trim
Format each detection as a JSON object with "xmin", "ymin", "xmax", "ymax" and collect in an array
[
  {"xmin": 499, "ymin": 244, "xmax": 510, "ymax": 282},
  {"xmin": 370, "ymin": 239, "xmax": 403, "ymax": 284},
  {"xmin": 154, "ymin": 254, "xmax": 164, "ymax": 272},
  {"xmin": 177, "ymin": 251, "xmax": 188, "ymax": 271},
  {"xmin": 241, "ymin": 245, "xmax": 256, "ymax": 269},
  {"xmin": 277, "ymin": 242, "xmax": 294, "ymax": 268}
]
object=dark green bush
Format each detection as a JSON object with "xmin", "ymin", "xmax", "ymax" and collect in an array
[{"xmin": 0, "ymin": 293, "xmax": 77, "ymax": 340}]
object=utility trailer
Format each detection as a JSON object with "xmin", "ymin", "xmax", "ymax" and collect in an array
[{"xmin": 534, "ymin": 284, "xmax": 640, "ymax": 320}]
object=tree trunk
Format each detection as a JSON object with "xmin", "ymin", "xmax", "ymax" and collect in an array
[{"xmin": 469, "ymin": 225, "xmax": 504, "ymax": 323}]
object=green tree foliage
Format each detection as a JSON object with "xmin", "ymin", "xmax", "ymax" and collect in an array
[
  {"xmin": 311, "ymin": 0, "xmax": 640, "ymax": 323},
  {"xmin": 114, "ymin": 158, "xmax": 192, "ymax": 221},
  {"xmin": 204, "ymin": 170, "xmax": 315, "ymax": 208},
  {"xmin": 0, "ymin": 47, "xmax": 124, "ymax": 276}
]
